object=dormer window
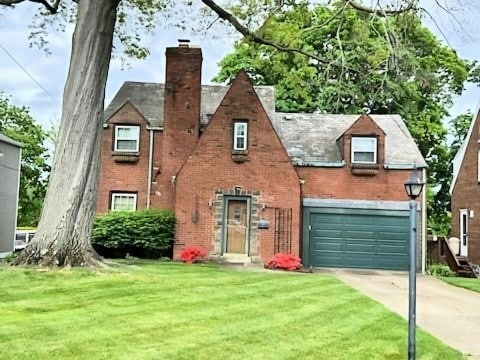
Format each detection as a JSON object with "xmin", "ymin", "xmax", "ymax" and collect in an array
[
  {"xmin": 114, "ymin": 125, "xmax": 140, "ymax": 152},
  {"xmin": 351, "ymin": 137, "xmax": 377, "ymax": 164},
  {"xmin": 233, "ymin": 121, "xmax": 248, "ymax": 151}
]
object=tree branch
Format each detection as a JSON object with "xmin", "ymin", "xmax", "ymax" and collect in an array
[
  {"xmin": 201, "ymin": 0, "xmax": 331, "ymax": 65},
  {"xmin": 29, "ymin": 0, "xmax": 61, "ymax": 14},
  {"xmin": 0, "ymin": 0, "xmax": 25, "ymax": 6},
  {"xmin": 0, "ymin": 0, "xmax": 60, "ymax": 14},
  {"xmin": 346, "ymin": 0, "xmax": 417, "ymax": 17}
]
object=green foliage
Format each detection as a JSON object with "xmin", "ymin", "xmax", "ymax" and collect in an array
[
  {"xmin": 215, "ymin": 3, "xmax": 478, "ymax": 232},
  {"xmin": 427, "ymin": 263, "xmax": 455, "ymax": 278},
  {"xmin": 1, "ymin": 252, "xmax": 17, "ymax": 264},
  {"xmin": 91, "ymin": 209, "xmax": 175, "ymax": 258},
  {"xmin": 27, "ymin": 0, "xmax": 178, "ymax": 64},
  {"xmin": 0, "ymin": 94, "xmax": 50, "ymax": 227}
]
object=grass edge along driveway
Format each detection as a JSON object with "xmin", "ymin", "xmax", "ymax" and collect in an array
[
  {"xmin": 440, "ymin": 276, "xmax": 480, "ymax": 294},
  {"xmin": 0, "ymin": 261, "xmax": 465, "ymax": 360}
]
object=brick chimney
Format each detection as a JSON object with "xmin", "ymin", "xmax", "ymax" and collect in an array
[{"xmin": 159, "ymin": 40, "xmax": 203, "ymax": 209}]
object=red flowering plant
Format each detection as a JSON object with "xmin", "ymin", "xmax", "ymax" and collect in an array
[
  {"xmin": 266, "ymin": 253, "xmax": 302, "ymax": 271},
  {"xmin": 180, "ymin": 246, "xmax": 207, "ymax": 264}
]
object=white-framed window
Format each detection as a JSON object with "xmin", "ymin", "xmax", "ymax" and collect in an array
[
  {"xmin": 114, "ymin": 125, "xmax": 140, "ymax": 152},
  {"xmin": 351, "ymin": 137, "xmax": 377, "ymax": 164},
  {"xmin": 111, "ymin": 193, "xmax": 137, "ymax": 211},
  {"xmin": 233, "ymin": 121, "xmax": 248, "ymax": 151}
]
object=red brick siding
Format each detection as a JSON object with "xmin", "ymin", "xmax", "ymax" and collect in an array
[
  {"xmin": 174, "ymin": 71, "xmax": 301, "ymax": 262},
  {"xmin": 298, "ymin": 167, "xmax": 413, "ymax": 201},
  {"xmin": 97, "ymin": 102, "xmax": 150, "ymax": 213},
  {"xmin": 157, "ymin": 47, "xmax": 202, "ymax": 210},
  {"xmin": 451, "ymin": 111, "xmax": 480, "ymax": 263}
]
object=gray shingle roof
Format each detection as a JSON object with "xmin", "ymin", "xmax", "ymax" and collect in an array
[
  {"xmin": 104, "ymin": 81, "xmax": 275, "ymax": 128},
  {"xmin": 272, "ymin": 113, "xmax": 426, "ymax": 167},
  {"xmin": 105, "ymin": 81, "xmax": 425, "ymax": 168}
]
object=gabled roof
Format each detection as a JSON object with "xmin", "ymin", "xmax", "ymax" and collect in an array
[
  {"xmin": 105, "ymin": 81, "xmax": 425, "ymax": 168},
  {"xmin": 0, "ymin": 133, "xmax": 22, "ymax": 148},
  {"xmin": 104, "ymin": 81, "xmax": 275, "ymax": 127},
  {"xmin": 450, "ymin": 99, "xmax": 480, "ymax": 194},
  {"xmin": 271, "ymin": 113, "xmax": 426, "ymax": 167}
]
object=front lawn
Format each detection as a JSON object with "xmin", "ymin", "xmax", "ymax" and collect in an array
[
  {"xmin": 0, "ymin": 261, "xmax": 464, "ymax": 360},
  {"xmin": 440, "ymin": 276, "xmax": 480, "ymax": 293}
]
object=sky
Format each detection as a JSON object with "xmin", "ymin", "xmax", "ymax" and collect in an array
[{"xmin": 0, "ymin": 1, "xmax": 479, "ymax": 131}]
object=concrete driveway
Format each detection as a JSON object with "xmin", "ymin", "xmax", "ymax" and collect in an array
[{"xmin": 332, "ymin": 269, "xmax": 480, "ymax": 359}]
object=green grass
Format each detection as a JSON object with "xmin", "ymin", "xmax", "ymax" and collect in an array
[
  {"xmin": 0, "ymin": 261, "xmax": 464, "ymax": 360},
  {"xmin": 440, "ymin": 276, "xmax": 480, "ymax": 293}
]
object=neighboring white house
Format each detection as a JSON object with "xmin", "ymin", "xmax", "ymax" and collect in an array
[{"xmin": 0, "ymin": 133, "xmax": 21, "ymax": 257}]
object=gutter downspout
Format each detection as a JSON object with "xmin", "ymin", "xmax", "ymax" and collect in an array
[
  {"xmin": 421, "ymin": 167, "xmax": 427, "ymax": 274},
  {"xmin": 147, "ymin": 128, "xmax": 154, "ymax": 209}
]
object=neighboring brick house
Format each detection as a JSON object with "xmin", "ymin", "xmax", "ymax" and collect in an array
[
  {"xmin": 450, "ymin": 103, "xmax": 480, "ymax": 263},
  {"xmin": 98, "ymin": 42, "xmax": 427, "ymax": 271}
]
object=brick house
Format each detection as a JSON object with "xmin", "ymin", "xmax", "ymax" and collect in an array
[
  {"xmin": 98, "ymin": 42, "xmax": 427, "ymax": 271},
  {"xmin": 450, "ymin": 104, "xmax": 480, "ymax": 263}
]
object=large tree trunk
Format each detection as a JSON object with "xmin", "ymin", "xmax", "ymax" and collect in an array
[{"xmin": 13, "ymin": 0, "xmax": 119, "ymax": 267}]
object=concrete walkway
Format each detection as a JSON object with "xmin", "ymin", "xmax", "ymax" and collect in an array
[{"xmin": 332, "ymin": 270, "xmax": 480, "ymax": 359}]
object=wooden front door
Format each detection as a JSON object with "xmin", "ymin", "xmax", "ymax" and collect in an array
[{"xmin": 225, "ymin": 199, "xmax": 249, "ymax": 254}]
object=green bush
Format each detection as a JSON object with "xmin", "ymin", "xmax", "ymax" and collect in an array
[
  {"xmin": 91, "ymin": 209, "xmax": 175, "ymax": 259},
  {"xmin": 427, "ymin": 263, "xmax": 455, "ymax": 277}
]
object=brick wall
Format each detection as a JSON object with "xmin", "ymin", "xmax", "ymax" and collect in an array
[
  {"xmin": 157, "ymin": 46, "xmax": 202, "ymax": 210},
  {"xmin": 97, "ymin": 102, "xmax": 151, "ymax": 213},
  {"xmin": 174, "ymin": 71, "xmax": 301, "ymax": 262},
  {"xmin": 451, "ymin": 111, "xmax": 480, "ymax": 263},
  {"xmin": 298, "ymin": 167, "xmax": 413, "ymax": 201}
]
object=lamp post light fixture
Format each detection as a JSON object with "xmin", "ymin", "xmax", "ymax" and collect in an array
[{"xmin": 404, "ymin": 168, "xmax": 425, "ymax": 360}]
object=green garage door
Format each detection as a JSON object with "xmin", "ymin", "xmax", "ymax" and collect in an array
[{"xmin": 305, "ymin": 208, "xmax": 410, "ymax": 270}]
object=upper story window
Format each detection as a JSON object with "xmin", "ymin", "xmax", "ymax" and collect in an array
[
  {"xmin": 351, "ymin": 137, "xmax": 377, "ymax": 164},
  {"xmin": 114, "ymin": 125, "xmax": 140, "ymax": 152},
  {"xmin": 111, "ymin": 192, "xmax": 137, "ymax": 211},
  {"xmin": 233, "ymin": 121, "xmax": 248, "ymax": 151}
]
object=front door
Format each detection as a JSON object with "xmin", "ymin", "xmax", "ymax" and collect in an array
[
  {"xmin": 460, "ymin": 209, "xmax": 468, "ymax": 256},
  {"xmin": 225, "ymin": 199, "xmax": 249, "ymax": 254}
]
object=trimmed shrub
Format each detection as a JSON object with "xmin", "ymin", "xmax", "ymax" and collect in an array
[
  {"xmin": 91, "ymin": 209, "xmax": 175, "ymax": 259},
  {"xmin": 266, "ymin": 253, "xmax": 302, "ymax": 271},
  {"xmin": 427, "ymin": 263, "xmax": 455, "ymax": 277},
  {"xmin": 180, "ymin": 246, "xmax": 206, "ymax": 263}
]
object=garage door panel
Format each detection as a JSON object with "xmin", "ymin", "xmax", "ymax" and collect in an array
[
  {"xmin": 313, "ymin": 229, "xmax": 344, "ymax": 238},
  {"xmin": 308, "ymin": 210, "xmax": 409, "ymax": 270},
  {"xmin": 313, "ymin": 241, "xmax": 343, "ymax": 252},
  {"xmin": 345, "ymin": 230, "xmax": 375, "ymax": 239},
  {"xmin": 311, "ymin": 214, "xmax": 344, "ymax": 225}
]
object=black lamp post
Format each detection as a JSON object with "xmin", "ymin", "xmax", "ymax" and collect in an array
[{"xmin": 404, "ymin": 168, "xmax": 425, "ymax": 360}]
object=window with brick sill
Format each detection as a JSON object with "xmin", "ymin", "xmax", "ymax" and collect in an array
[
  {"xmin": 350, "ymin": 137, "xmax": 379, "ymax": 175},
  {"xmin": 114, "ymin": 125, "xmax": 140, "ymax": 152},
  {"xmin": 232, "ymin": 121, "xmax": 249, "ymax": 162},
  {"xmin": 111, "ymin": 192, "xmax": 137, "ymax": 211},
  {"xmin": 351, "ymin": 137, "xmax": 377, "ymax": 164},
  {"xmin": 233, "ymin": 121, "xmax": 248, "ymax": 151}
]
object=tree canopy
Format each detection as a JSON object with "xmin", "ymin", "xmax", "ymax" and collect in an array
[
  {"xmin": 214, "ymin": 3, "xmax": 478, "ymax": 232},
  {"xmin": 0, "ymin": 94, "xmax": 50, "ymax": 227}
]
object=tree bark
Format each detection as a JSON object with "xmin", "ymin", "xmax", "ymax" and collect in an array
[{"xmin": 13, "ymin": 0, "xmax": 119, "ymax": 267}]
